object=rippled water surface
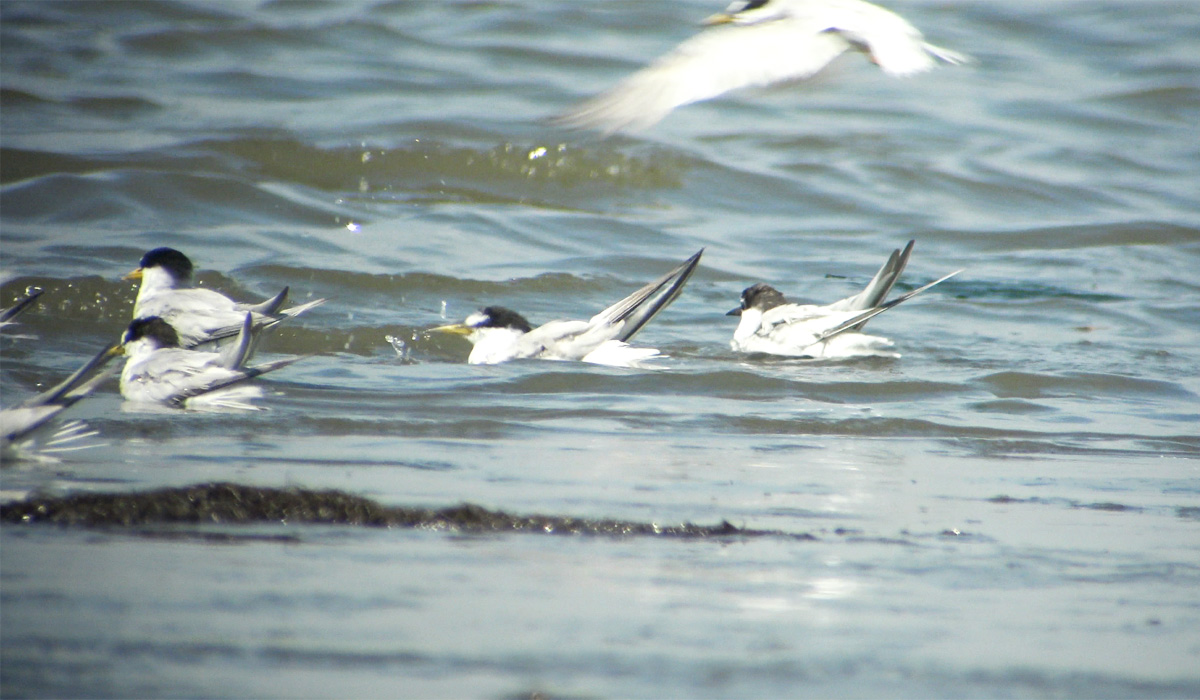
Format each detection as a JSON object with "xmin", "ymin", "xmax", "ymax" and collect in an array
[{"xmin": 2, "ymin": 1, "xmax": 1199, "ymax": 697}]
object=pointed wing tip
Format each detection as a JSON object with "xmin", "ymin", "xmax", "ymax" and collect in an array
[
  {"xmin": 262, "ymin": 355, "xmax": 308, "ymax": 373},
  {"xmin": 547, "ymin": 107, "xmax": 617, "ymax": 137},
  {"xmin": 281, "ymin": 297, "xmax": 327, "ymax": 317},
  {"xmin": 1, "ymin": 288, "xmax": 46, "ymax": 323},
  {"xmin": 550, "ymin": 116, "xmax": 637, "ymax": 138},
  {"xmin": 925, "ymin": 44, "xmax": 973, "ymax": 66},
  {"xmin": 676, "ymin": 248, "xmax": 705, "ymax": 282},
  {"xmin": 882, "ymin": 45, "xmax": 971, "ymax": 77},
  {"xmin": 549, "ymin": 88, "xmax": 669, "ymax": 137}
]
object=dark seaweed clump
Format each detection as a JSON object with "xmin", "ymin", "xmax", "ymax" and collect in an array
[{"xmin": 0, "ymin": 482, "xmax": 812, "ymax": 540}]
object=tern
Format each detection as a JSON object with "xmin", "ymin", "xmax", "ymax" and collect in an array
[
  {"xmin": 728, "ymin": 240, "xmax": 960, "ymax": 358},
  {"xmin": 114, "ymin": 313, "xmax": 303, "ymax": 410},
  {"xmin": 430, "ymin": 249, "xmax": 703, "ymax": 366},
  {"xmin": 553, "ymin": 0, "xmax": 968, "ymax": 134},
  {"xmin": 1, "ymin": 341, "xmax": 118, "ymax": 460},
  {"xmin": 126, "ymin": 247, "xmax": 324, "ymax": 350}
]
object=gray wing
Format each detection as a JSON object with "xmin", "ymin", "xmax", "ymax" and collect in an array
[
  {"xmin": 552, "ymin": 21, "xmax": 850, "ymax": 134},
  {"xmin": 815, "ymin": 269, "xmax": 963, "ymax": 343},
  {"xmin": 2, "ymin": 405, "xmax": 67, "ymax": 444},
  {"xmin": 825, "ymin": 239, "xmax": 914, "ymax": 329},
  {"xmin": 4, "ymin": 342, "xmax": 118, "ymax": 442},
  {"xmin": 189, "ymin": 297, "xmax": 325, "ymax": 349},
  {"xmin": 278, "ymin": 297, "xmax": 325, "ymax": 319},
  {"xmin": 173, "ymin": 356, "xmax": 304, "ymax": 404},
  {"xmin": 589, "ymin": 249, "xmax": 704, "ymax": 343},
  {"xmin": 516, "ymin": 320, "xmax": 594, "ymax": 360},
  {"xmin": 23, "ymin": 342, "xmax": 119, "ymax": 408},
  {"xmin": 1, "ymin": 289, "xmax": 44, "ymax": 325},
  {"xmin": 218, "ymin": 313, "xmax": 255, "ymax": 370},
  {"xmin": 126, "ymin": 348, "xmax": 301, "ymax": 406},
  {"xmin": 238, "ymin": 286, "xmax": 289, "ymax": 315}
]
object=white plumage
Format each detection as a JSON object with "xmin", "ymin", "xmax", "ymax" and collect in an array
[
  {"xmin": 127, "ymin": 247, "xmax": 324, "ymax": 350},
  {"xmin": 430, "ymin": 250, "xmax": 703, "ymax": 367},
  {"xmin": 117, "ymin": 314, "xmax": 302, "ymax": 411},
  {"xmin": 728, "ymin": 240, "xmax": 961, "ymax": 358},
  {"xmin": 554, "ymin": 0, "xmax": 968, "ymax": 134}
]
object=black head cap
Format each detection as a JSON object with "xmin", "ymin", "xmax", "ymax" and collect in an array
[
  {"xmin": 478, "ymin": 306, "xmax": 533, "ymax": 333},
  {"xmin": 739, "ymin": 283, "xmax": 788, "ymax": 312},
  {"xmin": 732, "ymin": 0, "xmax": 771, "ymax": 12},
  {"xmin": 122, "ymin": 316, "xmax": 182, "ymax": 348},
  {"xmin": 139, "ymin": 247, "xmax": 193, "ymax": 281}
]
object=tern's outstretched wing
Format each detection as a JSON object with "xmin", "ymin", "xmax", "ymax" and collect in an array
[
  {"xmin": 240, "ymin": 286, "xmax": 290, "ymax": 315},
  {"xmin": 552, "ymin": 22, "xmax": 849, "ymax": 135},
  {"xmin": 219, "ymin": 313, "xmax": 255, "ymax": 370},
  {"xmin": 1, "ymin": 289, "xmax": 44, "ymax": 325},
  {"xmin": 552, "ymin": 0, "xmax": 968, "ymax": 135},
  {"xmin": 826, "ymin": 0, "xmax": 967, "ymax": 77},
  {"xmin": 826, "ymin": 239, "xmax": 914, "ymax": 332},
  {"xmin": 25, "ymin": 342, "xmax": 119, "ymax": 408},
  {"xmin": 590, "ymin": 249, "xmax": 704, "ymax": 343},
  {"xmin": 3, "ymin": 343, "xmax": 118, "ymax": 444},
  {"xmin": 815, "ymin": 269, "xmax": 962, "ymax": 344},
  {"xmin": 172, "ymin": 356, "xmax": 304, "ymax": 406},
  {"xmin": 190, "ymin": 297, "xmax": 326, "ymax": 348}
]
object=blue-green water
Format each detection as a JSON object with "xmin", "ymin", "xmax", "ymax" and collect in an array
[{"xmin": 2, "ymin": 1, "xmax": 1198, "ymax": 697}]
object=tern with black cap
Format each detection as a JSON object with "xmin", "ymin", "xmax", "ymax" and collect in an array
[
  {"xmin": 431, "ymin": 250, "xmax": 704, "ymax": 367},
  {"xmin": 126, "ymin": 247, "xmax": 324, "ymax": 350},
  {"xmin": 728, "ymin": 240, "xmax": 960, "ymax": 358},
  {"xmin": 553, "ymin": 0, "xmax": 967, "ymax": 135}
]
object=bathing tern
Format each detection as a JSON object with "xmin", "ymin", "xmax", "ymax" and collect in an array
[
  {"xmin": 728, "ymin": 240, "xmax": 960, "ymax": 358},
  {"xmin": 431, "ymin": 249, "xmax": 703, "ymax": 366},
  {"xmin": 114, "ymin": 313, "xmax": 303, "ymax": 410},
  {"xmin": 553, "ymin": 0, "xmax": 967, "ymax": 134},
  {"xmin": 1, "ymin": 340, "xmax": 118, "ymax": 460},
  {"xmin": 126, "ymin": 247, "xmax": 324, "ymax": 350}
]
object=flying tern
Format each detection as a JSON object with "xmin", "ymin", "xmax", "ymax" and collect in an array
[
  {"xmin": 727, "ymin": 240, "xmax": 960, "ymax": 358},
  {"xmin": 125, "ymin": 247, "xmax": 324, "ymax": 350},
  {"xmin": 114, "ymin": 313, "xmax": 303, "ymax": 410},
  {"xmin": 553, "ymin": 0, "xmax": 968, "ymax": 134},
  {"xmin": 430, "ymin": 249, "xmax": 703, "ymax": 367}
]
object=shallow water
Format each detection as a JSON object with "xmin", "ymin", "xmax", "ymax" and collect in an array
[{"xmin": 2, "ymin": 0, "xmax": 1199, "ymax": 697}]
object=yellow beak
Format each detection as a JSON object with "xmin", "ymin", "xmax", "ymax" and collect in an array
[
  {"xmin": 106, "ymin": 344, "xmax": 126, "ymax": 357},
  {"xmin": 702, "ymin": 12, "xmax": 735, "ymax": 26},
  {"xmin": 428, "ymin": 323, "xmax": 472, "ymax": 337},
  {"xmin": 123, "ymin": 267, "xmax": 144, "ymax": 281}
]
